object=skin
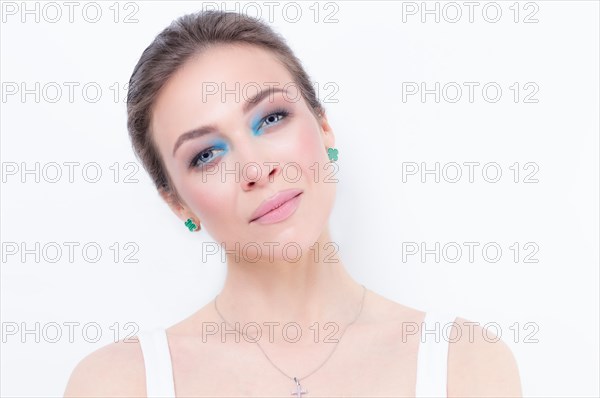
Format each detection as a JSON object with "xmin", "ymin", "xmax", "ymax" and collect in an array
[{"xmin": 64, "ymin": 44, "xmax": 522, "ymax": 397}]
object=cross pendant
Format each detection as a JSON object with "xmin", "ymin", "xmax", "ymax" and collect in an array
[{"xmin": 290, "ymin": 376, "xmax": 308, "ymax": 397}]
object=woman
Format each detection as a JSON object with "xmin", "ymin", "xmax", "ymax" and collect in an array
[{"xmin": 64, "ymin": 10, "xmax": 522, "ymax": 397}]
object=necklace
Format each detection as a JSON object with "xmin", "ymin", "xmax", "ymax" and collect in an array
[{"xmin": 213, "ymin": 284, "xmax": 367, "ymax": 397}]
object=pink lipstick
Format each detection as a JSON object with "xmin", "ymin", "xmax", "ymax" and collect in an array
[{"xmin": 250, "ymin": 188, "xmax": 303, "ymax": 224}]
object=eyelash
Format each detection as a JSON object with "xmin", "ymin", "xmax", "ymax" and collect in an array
[
  {"xmin": 189, "ymin": 108, "xmax": 290, "ymax": 169},
  {"xmin": 254, "ymin": 107, "xmax": 290, "ymax": 132}
]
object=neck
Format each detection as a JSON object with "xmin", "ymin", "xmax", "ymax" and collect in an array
[{"xmin": 214, "ymin": 226, "xmax": 365, "ymax": 342}]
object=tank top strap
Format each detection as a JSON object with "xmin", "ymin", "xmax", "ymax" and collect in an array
[
  {"xmin": 415, "ymin": 311, "xmax": 457, "ymax": 398},
  {"xmin": 137, "ymin": 328, "xmax": 176, "ymax": 397}
]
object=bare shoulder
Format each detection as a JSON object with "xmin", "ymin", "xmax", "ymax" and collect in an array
[
  {"xmin": 63, "ymin": 335, "xmax": 146, "ymax": 397},
  {"xmin": 362, "ymin": 288, "xmax": 426, "ymax": 322},
  {"xmin": 447, "ymin": 317, "xmax": 523, "ymax": 397}
]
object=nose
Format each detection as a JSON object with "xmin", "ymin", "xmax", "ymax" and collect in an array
[{"xmin": 241, "ymin": 161, "xmax": 280, "ymax": 191}]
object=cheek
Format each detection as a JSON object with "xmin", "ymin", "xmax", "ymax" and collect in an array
[
  {"xmin": 285, "ymin": 118, "xmax": 326, "ymax": 165},
  {"xmin": 178, "ymin": 177, "xmax": 232, "ymax": 225}
]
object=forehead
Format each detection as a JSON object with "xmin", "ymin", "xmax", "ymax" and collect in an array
[
  {"xmin": 180, "ymin": 43, "xmax": 290, "ymax": 84},
  {"xmin": 151, "ymin": 44, "xmax": 295, "ymax": 147}
]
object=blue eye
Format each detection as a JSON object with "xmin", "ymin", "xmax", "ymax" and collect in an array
[
  {"xmin": 253, "ymin": 108, "xmax": 290, "ymax": 134},
  {"xmin": 189, "ymin": 145, "xmax": 227, "ymax": 169}
]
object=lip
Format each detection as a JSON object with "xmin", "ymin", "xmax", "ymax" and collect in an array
[{"xmin": 249, "ymin": 188, "xmax": 303, "ymax": 224}]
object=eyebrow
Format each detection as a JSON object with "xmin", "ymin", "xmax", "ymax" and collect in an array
[{"xmin": 172, "ymin": 87, "xmax": 287, "ymax": 156}]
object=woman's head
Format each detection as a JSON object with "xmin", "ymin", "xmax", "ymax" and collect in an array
[{"xmin": 127, "ymin": 10, "xmax": 336, "ymax": 256}]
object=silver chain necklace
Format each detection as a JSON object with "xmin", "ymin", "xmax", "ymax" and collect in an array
[{"xmin": 213, "ymin": 284, "xmax": 367, "ymax": 397}]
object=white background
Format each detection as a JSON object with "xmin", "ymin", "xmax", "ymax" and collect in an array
[{"xmin": 1, "ymin": 1, "xmax": 598, "ymax": 397}]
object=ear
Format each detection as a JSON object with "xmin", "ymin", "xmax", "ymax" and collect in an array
[
  {"xmin": 158, "ymin": 186, "xmax": 195, "ymax": 224},
  {"xmin": 318, "ymin": 109, "xmax": 335, "ymax": 149}
]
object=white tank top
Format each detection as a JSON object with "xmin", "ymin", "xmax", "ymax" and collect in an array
[{"xmin": 137, "ymin": 311, "xmax": 456, "ymax": 397}]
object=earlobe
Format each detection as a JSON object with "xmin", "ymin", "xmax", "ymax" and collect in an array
[
  {"xmin": 319, "ymin": 111, "xmax": 335, "ymax": 149},
  {"xmin": 159, "ymin": 187, "xmax": 202, "ymax": 231},
  {"xmin": 159, "ymin": 187, "xmax": 187, "ymax": 222}
]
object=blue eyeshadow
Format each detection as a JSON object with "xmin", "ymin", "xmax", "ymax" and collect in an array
[{"xmin": 251, "ymin": 113, "xmax": 263, "ymax": 136}]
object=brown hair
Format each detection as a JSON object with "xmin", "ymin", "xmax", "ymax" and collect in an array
[{"xmin": 126, "ymin": 10, "xmax": 324, "ymax": 201}]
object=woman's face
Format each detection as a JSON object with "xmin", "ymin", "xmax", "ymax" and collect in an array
[{"xmin": 151, "ymin": 44, "xmax": 336, "ymax": 259}]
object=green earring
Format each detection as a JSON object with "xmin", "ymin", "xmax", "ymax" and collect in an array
[
  {"xmin": 184, "ymin": 218, "xmax": 199, "ymax": 232},
  {"xmin": 327, "ymin": 147, "xmax": 339, "ymax": 162}
]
